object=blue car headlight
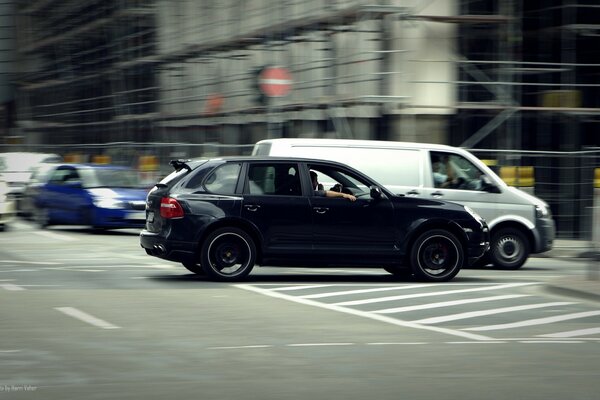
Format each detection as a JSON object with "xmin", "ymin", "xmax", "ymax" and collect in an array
[{"xmin": 93, "ymin": 197, "xmax": 125, "ymax": 209}]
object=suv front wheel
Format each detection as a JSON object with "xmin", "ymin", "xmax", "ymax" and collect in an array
[
  {"xmin": 410, "ymin": 229, "xmax": 463, "ymax": 282},
  {"xmin": 200, "ymin": 227, "xmax": 256, "ymax": 281}
]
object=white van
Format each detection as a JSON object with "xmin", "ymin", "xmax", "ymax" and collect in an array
[{"xmin": 253, "ymin": 138, "xmax": 555, "ymax": 269}]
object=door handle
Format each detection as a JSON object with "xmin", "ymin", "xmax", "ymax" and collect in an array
[
  {"xmin": 244, "ymin": 205, "xmax": 261, "ymax": 212},
  {"xmin": 431, "ymin": 191, "xmax": 444, "ymax": 198},
  {"xmin": 406, "ymin": 190, "xmax": 419, "ymax": 196},
  {"xmin": 313, "ymin": 207, "xmax": 329, "ymax": 214}
]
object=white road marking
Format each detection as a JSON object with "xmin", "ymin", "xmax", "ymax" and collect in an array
[
  {"xmin": 519, "ymin": 340, "xmax": 582, "ymax": 344},
  {"xmin": 412, "ymin": 302, "xmax": 574, "ymax": 324},
  {"xmin": 271, "ymin": 284, "xmax": 335, "ymax": 291},
  {"xmin": 0, "ymin": 350, "xmax": 21, "ymax": 353},
  {"xmin": 373, "ymin": 294, "xmax": 530, "ymax": 314},
  {"xmin": 465, "ymin": 310, "xmax": 600, "ymax": 331},
  {"xmin": 208, "ymin": 345, "xmax": 272, "ymax": 350},
  {"xmin": 236, "ymin": 284, "xmax": 494, "ymax": 341},
  {"xmin": 299, "ymin": 284, "xmax": 439, "ymax": 299},
  {"xmin": 1, "ymin": 283, "xmax": 26, "ymax": 291},
  {"xmin": 538, "ymin": 327, "xmax": 600, "ymax": 338},
  {"xmin": 332, "ymin": 282, "xmax": 539, "ymax": 306},
  {"xmin": 367, "ymin": 342, "xmax": 428, "ymax": 345},
  {"xmin": 286, "ymin": 343, "xmax": 354, "ymax": 347},
  {"xmin": 33, "ymin": 231, "xmax": 79, "ymax": 241},
  {"xmin": 54, "ymin": 307, "xmax": 120, "ymax": 330},
  {"xmin": 0, "ymin": 260, "xmax": 60, "ymax": 265}
]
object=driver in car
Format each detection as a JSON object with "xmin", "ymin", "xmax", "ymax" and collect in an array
[{"xmin": 310, "ymin": 171, "xmax": 356, "ymax": 201}]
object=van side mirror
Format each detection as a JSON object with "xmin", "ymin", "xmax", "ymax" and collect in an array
[{"xmin": 370, "ymin": 185, "xmax": 382, "ymax": 200}]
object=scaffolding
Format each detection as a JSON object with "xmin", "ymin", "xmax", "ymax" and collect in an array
[{"xmin": 6, "ymin": 0, "xmax": 600, "ymax": 238}]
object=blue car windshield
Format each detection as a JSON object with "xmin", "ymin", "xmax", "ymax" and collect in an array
[{"xmin": 80, "ymin": 168, "xmax": 142, "ymax": 188}]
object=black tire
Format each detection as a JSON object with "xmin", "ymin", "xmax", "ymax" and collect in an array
[
  {"xmin": 34, "ymin": 207, "xmax": 50, "ymax": 228},
  {"xmin": 490, "ymin": 228, "xmax": 529, "ymax": 269},
  {"xmin": 410, "ymin": 229, "xmax": 463, "ymax": 282},
  {"xmin": 200, "ymin": 227, "xmax": 256, "ymax": 281},
  {"xmin": 383, "ymin": 266, "xmax": 413, "ymax": 279},
  {"xmin": 182, "ymin": 260, "xmax": 205, "ymax": 275}
]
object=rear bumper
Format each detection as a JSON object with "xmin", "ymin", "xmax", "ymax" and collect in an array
[
  {"xmin": 140, "ymin": 230, "xmax": 197, "ymax": 264},
  {"xmin": 0, "ymin": 200, "xmax": 16, "ymax": 225}
]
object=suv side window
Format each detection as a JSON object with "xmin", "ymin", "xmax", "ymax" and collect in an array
[
  {"xmin": 430, "ymin": 152, "xmax": 485, "ymax": 191},
  {"xmin": 247, "ymin": 163, "xmax": 301, "ymax": 196},
  {"xmin": 203, "ymin": 163, "xmax": 241, "ymax": 194}
]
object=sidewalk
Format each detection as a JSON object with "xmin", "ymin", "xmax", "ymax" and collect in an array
[{"xmin": 535, "ymin": 239, "xmax": 600, "ymax": 302}]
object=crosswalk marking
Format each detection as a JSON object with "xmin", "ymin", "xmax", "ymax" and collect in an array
[
  {"xmin": 373, "ymin": 294, "xmax": 530, "ymax": 314},
  {"xmin": 412, "ymin": 302, "xmax": 574, "ymax": 324},
  {"xmin": 271, "ymin": 285, "xmax": 335, "ymax": 291},
  {"xmin": 299, "ymin": 284, "xmax": 438, "ymax": 299},
  {"xmin": 465, "ymin": 310, "xmax": 600, "ymax": 331},
  {"xmin": 332, "ymin": 282, "xmax": 539, "ymax": 306},
  {"xmin": 538, "ymin": 327, "xmax": 600, "ymax": 338},
  {"xmin": 236, "ymin": 283, "xmax": 494, "ymax": 341}
]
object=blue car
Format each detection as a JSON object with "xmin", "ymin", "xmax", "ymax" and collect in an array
[{"xmin": 33, "ymin": 163, "xmax": 149, "ymax": 230}]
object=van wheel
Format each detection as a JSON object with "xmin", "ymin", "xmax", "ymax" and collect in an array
[
  {"xmin": 410, "ymin": 229, "xmax": 463, "ymax": 282},
  {"xmin": 200, "ymin": 227, "xmax": 256, "ymax": 281},
  {"xmin": 490, "ymin": 228, "xmax": 529, "ymax": 269}
]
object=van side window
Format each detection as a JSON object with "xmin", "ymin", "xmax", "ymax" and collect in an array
[{"xmin": 430, "ymin": 152, "xmax": 486, "ymax": 191}]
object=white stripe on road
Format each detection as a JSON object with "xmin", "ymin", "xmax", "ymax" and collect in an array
[
  {"xmin": 299, "ymin": 284, "xmax": 439, "ymax": 299},
  {"xmin": 272, "ymin": 285, "xmax": 335, "ymax": 292},
  {"xmin": 538, "ymin": 327, "xmax": 600, "ymax": 338},
  {"xmin": 373, "ymin": 294, "xmax": 530, "ymax": 314},
  {"xmin": 1, "ymin": 283, "xmax": 26, "ymax": 291},
  {"xmin": 236, "ymin": 284, "xmax": 494, "ymax": 341},
  {"xmin": 465, "ymin": 310, "xmax": 600, "ymax": 331},
  {"xmin": 0, "ymin": 260, "xmax": 60, "ymax": 265},
  {"xmin": 332, "ymin": 282, "xmax": 539, "ymax": 306},
  {"xmin": 33, "ymin": 231, "xmax": 79, "ymax": 241},
  {"xmin": 412, "ymin": 302, "xmax": 574, "ymax": 324},
  {"xmin": 54, "ymin": 307, "xmax": 120, "ymax": 330}
]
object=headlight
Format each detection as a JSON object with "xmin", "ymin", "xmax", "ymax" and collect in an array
[
  {"xmin": 93, "ymin": 197, "xmax": 125, "ymax": 209},
  {"xmin": 535, "ymin": 204, "xmax": 550, "ymax": 218},
  {"xmin": 464, "ymin": 205, "xmax": 483, "ymax": 222}
]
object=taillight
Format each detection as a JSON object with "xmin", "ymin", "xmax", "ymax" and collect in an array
[{"xmin": 160, "ymin": 197, "xmax": 184, "ymax": 219}]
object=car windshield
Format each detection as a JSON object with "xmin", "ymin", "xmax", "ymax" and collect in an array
[{"xmin": 80, "ymin": 167, "xmax": 143, "ymax": 188}]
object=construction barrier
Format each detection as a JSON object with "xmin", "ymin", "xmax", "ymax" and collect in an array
[
  {"xmin": 92, "ymin": 154, "xmax": 111, "ymax": 164},
  {"xmin": 499, "ymin": 166, "xmax": 535, "ymax": 194},
  {"xmin": 139, "ymin": 155, "xmax": 160, "ymax": 187}
]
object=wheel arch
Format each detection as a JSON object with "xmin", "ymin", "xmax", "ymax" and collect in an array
[
  {"xmin": 402, "ymin": 219, "xmax": 468, "ymax": 265},
  {"xmin": 489, "ymin": 220, "xmax": 534, "ymax": 252},
  {"xmin": 196, "ymin": 218, "xmax": 264, "ymax": 264}
]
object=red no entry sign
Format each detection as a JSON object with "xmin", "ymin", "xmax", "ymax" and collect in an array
[{"xmin": 259, "ymin": 66, "xmax": 292, "ymax": 97}]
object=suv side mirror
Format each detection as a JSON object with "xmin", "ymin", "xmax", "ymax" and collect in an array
[{"xmin": 370, "ymin": 185, "xmax": 382, "ymax": 200}]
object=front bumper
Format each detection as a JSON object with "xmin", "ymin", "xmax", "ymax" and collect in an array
[
  {"xmin": 533, "ymin": 216, "xmax": 555, "ymax": 253},
  {"xmin": 467, "ymin": 225, "xmax": 490, "ymax": 266}
]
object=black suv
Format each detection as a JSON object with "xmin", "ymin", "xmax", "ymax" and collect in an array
[{"xmin": 140, "ymin": 157, "xmax": 489, "ymax": 282}]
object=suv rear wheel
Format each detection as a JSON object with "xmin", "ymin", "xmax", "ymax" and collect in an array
[{"xmin": 200, "ymin": 227, "xmax": 256, "ymax": 281}]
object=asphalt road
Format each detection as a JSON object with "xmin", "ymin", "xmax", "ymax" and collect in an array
[{"xmin": 1, "ymin": 220, "xmax": 599, "ymax": 400}]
